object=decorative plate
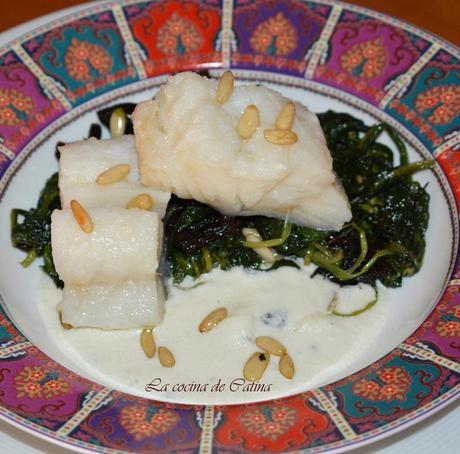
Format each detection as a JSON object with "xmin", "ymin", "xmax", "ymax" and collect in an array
[{"xmin": 0, "ymin": 0, "xmax": 458, "ymax": 452}]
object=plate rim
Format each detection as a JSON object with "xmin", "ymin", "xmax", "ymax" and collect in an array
[{"xmin": 0, "ymin": 0, "xmax": 458, "ymax": 452}]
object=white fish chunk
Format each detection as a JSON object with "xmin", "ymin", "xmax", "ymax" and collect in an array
[
  {"xmin": 134, "ymin": 72, "xmax": 352, "ymax": 231},
  {"xmin": 61, "ymin": 279, "xmax": 165, "ymax": 330},
  {"xmin": 51, "ymin": 208, "xmax": 161, "ymax": 286},
  {"xmin": 59, "ymin": 136, "xmax": 171, "ymax": 217}
]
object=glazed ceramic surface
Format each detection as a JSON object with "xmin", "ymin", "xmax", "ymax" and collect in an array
[{"xmin": 0, "ymin": 0, "xmax": 458, "ymax": 452}]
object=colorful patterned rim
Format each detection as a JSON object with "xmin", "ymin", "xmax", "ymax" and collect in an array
[{"xmin": 0, "ymin": 0, "xmax": 458, "ymax": 452}]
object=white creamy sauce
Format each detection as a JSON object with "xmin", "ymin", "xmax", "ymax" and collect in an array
[{"xmin": 38, "ymin": 266, "xmax": 386, "ymax": 404}]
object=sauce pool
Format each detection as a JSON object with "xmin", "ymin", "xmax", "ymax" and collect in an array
[{"xmin": 38, "ymin": 265, "xmax": 386, "ymax": 404}]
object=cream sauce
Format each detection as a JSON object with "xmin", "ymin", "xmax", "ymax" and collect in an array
[{"xmin": 38, "ymin": 266, "xmax": 386, "ymax": 404}]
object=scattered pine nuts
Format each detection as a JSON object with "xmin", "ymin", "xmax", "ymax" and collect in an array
[
  {"xmin": 59, "ymin": 312, "xmax": 72, "ymax": 330},
  {"xmin": 140, "ymin": 328, "xmax": 156, "ymax": 358},
  {"xmin": 255, "ymin": 336, "xmax": 286, "ymax": 356},
  {"xmin": 199, "ymin": 307, "xmax": 228, "ymax": 333},
  {"xmin": 158, "ymin": 346, "xmax": 175, "ymax": 368},
  {"xmin": 96, "ymin": 164, "xmax": 131, "ymax": 185},
  {"xmin": 127, "ymin": 193, "xmax": 153, "ymax": 210},
  {"xmin": 243, "ymin": 352, "xmax": 270, "ymax": 381},
  {"xmin": 279, "ymin": 353, "xmax": 295, "ymax": 379},
  {"xmin": 264, "ymin": 129, "xmax": 298, "ymax": 145},
  {"xmin": 237, "ymin": 105, "xmax": 260, "ymax": 139},
  {"xmin": 275, "ymin": 101, "xmax": 295, "ymax": 130},
  {"xmin": 70, "ymin": 199, "xmax": 93, "ymax": 233},
  {"xmin": 110, "ymin": 107, "xmax": 127, "ymax": 138},
  {"xmin": 242, "ymin": 228, "xmax": 277, "ymax": 264},
  {"xmin": 216, "ymin": 71, "xmax": 234, "ymax": 104}
]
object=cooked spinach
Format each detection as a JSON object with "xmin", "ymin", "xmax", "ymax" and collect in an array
[
  {"xmin": 165, "ymin": 111, "xmax": 434, "ymax": 287},
  {"xmin": 163, "ymin": 196, "xmax": 263, "ymax": 283},
  {"xmin": 316, "ymin": 111, "xmax": 433, "ymax": 287},
  {"xmin": 10, "ymin": 172, "xmax": 63, "ymax": 288},
  {"xmin": 10, "ymin": 109, "xmax": 433, "ymax": 291}
]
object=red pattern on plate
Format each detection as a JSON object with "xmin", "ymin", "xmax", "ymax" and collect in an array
[
  {"xmin": 436, "ymin": 148, "xmax": 460, "ymax": 206},
  {"xmin": 214, "ymin": 394, "xmax": 339, "ymax": 451},
  {"xmin": 125, "ymin": 0, "xmax": 222, "ymax": 76}
]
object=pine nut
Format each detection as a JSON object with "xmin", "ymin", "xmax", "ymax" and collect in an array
[
  {"xmin": 279, "ymin": 353, "xmax": 295, "ymax": 379},
  {"xmin": 216, "ymin": 71, "xmax": 234, "ymax": 104},
  {"xmin": 275, "ymin": 101, "xmax": 295, "ymax": 130},
  {"xmin": 237, "ymin": 105, "xmax": 260, "ymax": 139},
  {"xmin": 127, "ymin": 193, "xmax": 153, "ymax": 210},
  {"xmin": 255, "ymin": 336, "xmax": 286, "ymax": 356},
  {"xmin": 264, "ymin": 129, "xmax": 298, "ymax": 145},
  {"xmin": 158, "ymin": 346, "xmax": 175, "ymax": 368},
  {"xmin": 96, "ymin": 164, "xmax": 131, "ymax": 185},
  {"xmin": 59, "ymin": 312, "xmax": 72, "ymax": 330},
  {"xmin": 140, "ymin": 328, "xmax": 156, "ymax": 358},
  {"xmin": 199, "ymin": 307, "xmax": 228, "ymax": 333},
  {"xmin": 70, "ymin": 200, "xmax": 93, "ymax": 233},
  {"xmin": 243, "ymin": 352, "xmax": 270, "ymax": 381},
  {"xmin": 242, "ymin": 228, "xmax": 277, "ymax": 264},
  {"xmin": 110, "ymin": 107, "xmax": 127, "ymax": 138}
]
